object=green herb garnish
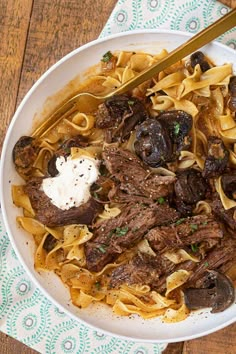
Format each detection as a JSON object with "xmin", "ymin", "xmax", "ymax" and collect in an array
[
  {"xmin": 98, "ymin": 245, "xmax": 107, "ymax": 254},
  {"xmin": 101, "ymin": 50, "xmax": 113, "ymax": 62},
  {"xmin": 190, "ymin": 224, "xmax": 198, "ymax": 232},
  {"xmin": 174, "ymin": 122, "xmax": 180, "ymax": 136},
  {"xmin": 114, "ymin": 227, "xmax": 129, "ymax": 237},
  {"xmin": 128, "ymin": 100, "xmax": 135, "ymax": 105},
  {"xmin": 157, "ymin": 197, "xmax": 165, "ymax": 204},
  {"xmin": 94, "ymin": 281, "xmax": 101, "ymax": 290},
  {"xmin": 191, "ymin": 243, "xmax": 199, "ymax": 253},
  {"xmin": 175, "ymin": 218, "xmax": 186, "ymax": 225},
  {"xmin": 202, "ymin": 221, "xmax": 208, "ymax": 226},
  {"xmin": 204, "ymin": 261, "xmax": 209, "ymax": 267}
]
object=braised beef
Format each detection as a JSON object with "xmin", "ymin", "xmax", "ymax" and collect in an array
[
  {"xmin": 146, "ymin": 215, "xmax": 223, "ymax": 254},
  {"xmin": 109, "ymin": 252, "xmax": 163, "ymax": 289},
  {"xmin": 103, "ymin": 147, "xmax": 176, "ymax": 201},
  {"xmin": 85, "ymin": 202, "xmax": 180, "ymax": 272},
  {"xmin": 190, "ymin": 51, "xmax": 211, "ymax": 72},
  {"xmin": 12, "ymin": 136, "xmax": 40, "ymax": 180},
  {"xmin": 221, "ymin": 173, "xmax": 236, "ymax": 199},
  {"xmin": 202, "ymin": 136, "xmax": 229, "ymax": 178},
  {"xmin": 95, "ymin": 94, "xmax": 148, "ymax": 143},
  {"xmin": 47, "ymin": 135, "xmax": 89, "ymax": 176},
  {"xmin": 134, "ymin": 119, "xmax": 173, "ymax": 167},
  {"xmin": 211, "ymin": 196, "xmax": 236, "ymax": 230},
  {"xmin": 24, "ymin": 177, "xmax": 102, "ymax": 227}
]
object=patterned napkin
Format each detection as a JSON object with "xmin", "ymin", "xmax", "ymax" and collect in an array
[{"xmin": 0, "ymin": 1, "xmax": 235, "ymax": 353}]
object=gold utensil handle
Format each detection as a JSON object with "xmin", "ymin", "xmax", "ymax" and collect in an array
[{"xmin": 112, "ymin": 8, "xmax": 236, "ymax": 96}]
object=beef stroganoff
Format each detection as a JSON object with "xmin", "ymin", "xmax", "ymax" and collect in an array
[{"xmin": 12, "ymin": 49, "xmax": 236, "ymax": 322}]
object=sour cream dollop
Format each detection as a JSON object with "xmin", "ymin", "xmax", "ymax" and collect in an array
[{"xmin": 42, "ymin": 155, "xmax": 99, "ymax": 210}]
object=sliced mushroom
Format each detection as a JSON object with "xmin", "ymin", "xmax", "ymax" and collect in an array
[
  {"xmin": 221, "ymin": 173, "xmax": 236, "ymax": 200},
  {"xmin": 184, "ymin": 270, "xmax": 235, "ymax": 313},
  {"xmin": 12, "ymin": 136, "xmax": 40, "ymax": 180},
  {"xmin": 134, "ymin": 119, "xmax": 173, "ymax": 167},
  {"xmin": 95, "ymin": 94, "xmax": 148, "ymax": 143},
  {"xmin": 202, "ymin": 136, "xmax": 229, "ymax": 178},
  {"xmin": 156, "ymin": 110, "xmax": 193, "ymax": 149},
  {"xmin": 190, "ymin": 51, "xmax": 211, "ymax": 72},
  {"xmin": 47, "ymin": 134, "xmax": 89, "ymax": 176},
  {"xmin": 228, "ymin": 76, "xmax": 236, "ymax": 112}
]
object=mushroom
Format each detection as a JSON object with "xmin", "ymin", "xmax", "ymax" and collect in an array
[
  {"xmin": 47, "ymin": 134, "xmax": 88, "ymax": 176},
  {"xmin": 184, "ymin": 270, "xmax": 235, "ymax": 313},
  {"xmin": 221, "ymin": 173, "xmax": 236, "ymax": 200},
  {"xmin": 202, "ymin": 136, "xmax": 229, "ymax": 179},
  {"xmin": 134, "ymin": 119, "xmax": 173, "ymax": 167},
  {"xmin": 174, "ymin": 168, "xmax": 208, "ymax": 216},
  {"xmin": 190, "ymin": 51, "xmax": 211, "ymax": 72},
  {"xmin": 228, "ymin": 76, "xmax": 236, "ymax": 112},
  {"xmin": 12, "ymin": 136, "xmax": 39, "ymax": 180},
  {"xmin": 156, "ymin": 110, "xmax": 193, "ymax": 150}
]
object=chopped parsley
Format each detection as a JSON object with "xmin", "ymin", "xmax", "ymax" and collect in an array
[
  {"xmin": 190, "ymin": 224, "xmax": 198, "ymax": 232},
  {"xmin": 175, "ymin": 218, "xmax": 186, "ymax": 225},
  {"xmin": 94, "ymin": 281, "xmax": 101, "ymax": 290},
  {"xmin": 101, "ymin": 50, "xmax": 113, "ymax": 62},
  {"xmin": 204, "ymin": 261, "xmax": 209, "ymax": 267},
  {"xmin": 128, "ymin": 100, "xmax": 135, "ymax": 105},
  {"xmin": 174, "ymin": 122, "xmax": 180, "ymax": 136},
  {"xmin": 191, "ymin": 243, "xmax": 199, "ymax": 253},
  {"xmin": 111, "ymin": 227, "xmax": 129, "ymax": 237},
  {"xmin": 98, "ymin": 245, "xmax": 107, "ymax": 254},
  {"xmin": 157, "ymin": 197, "xmax": 165, "ymax": 204},
  {"xmin": 202, "ymin": 221, "xmax": 208, "ymax": 226}
]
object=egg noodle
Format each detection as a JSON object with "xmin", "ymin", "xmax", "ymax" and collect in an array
[{"xmin": 12, "ymin": 49, "xmax": 234, "ymax": 322}]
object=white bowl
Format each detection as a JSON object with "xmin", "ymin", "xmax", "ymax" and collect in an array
[{"xmin": 1, "ymin": 30, "xmax": 236, "ymax": 343}]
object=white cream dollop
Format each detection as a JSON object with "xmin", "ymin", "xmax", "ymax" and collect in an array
[{"xmin": 42, "ymin": 155, "xmax": 99, "ymax": 210}]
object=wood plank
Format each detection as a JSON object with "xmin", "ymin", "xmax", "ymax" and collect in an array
[
  {"xmin": 16, "ymin": 0, "xmax": 117, "ymax": 106},
  {"xmin": 0, "ymin": 0, "xmax": 33, "ymax": 153},
  {"xmin": 183, "ymin": 322, "xmax": 236, "ymax": 354}
]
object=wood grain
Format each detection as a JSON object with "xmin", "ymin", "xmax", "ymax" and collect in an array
[
  {"xmin": 0, "ymin": 0, "xmax": 236, "ymax": 353},
  {"xmin": 0, "ymin": 0, "xmax": 33, "ymax": 152}
]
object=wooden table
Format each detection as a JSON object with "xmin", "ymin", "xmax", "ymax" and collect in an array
[{"xmin": 0, "ymin": 0, "xmax": 236, "ymax": 353}]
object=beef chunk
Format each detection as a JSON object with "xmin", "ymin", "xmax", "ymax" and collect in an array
[
  {"xmin": 146, "ymin": 215, "xmax": 223, "ymax": 254},
  {"xmin": 211, "ymin": 196, "xmax": 236, "ymax": 230},
  {"xmin": 202, "ymin": 136, "xmax": 229, "ymax": 178},
  {"xmin": 109, "ymin": 252, "xmax": 163, "ymax": 289},
  {"xmin": 12, "ymin": 136, "xmax": 40, "ymax": 180},
  {"xmin": 85, "ymin": 202, "xmax": 180, "ymax": 272},
  {"xmin": 103, "ymin": 147, "xmax": 176, "ymax": 201},
  {"xmin": 95, "ymin": 94, "xmax": 148, "ymax": 143},
  {"xmin": 24, "ymin": 177, "xmax": 102, "ymax": 227},
  {"xmin": 174, "ymin": 168, "xmax": 208, "ymax": 215}
]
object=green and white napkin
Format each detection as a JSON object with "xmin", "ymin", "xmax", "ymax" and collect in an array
[{"xmin": 0, "ymin": 0, "xmax": 235, "ymax": 353}]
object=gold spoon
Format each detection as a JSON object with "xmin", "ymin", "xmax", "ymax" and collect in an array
[{"xmin": 32, "ymin": 8, "xmax": 236, "ymax": 138}]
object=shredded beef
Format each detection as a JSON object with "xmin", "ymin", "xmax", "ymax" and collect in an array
[
  {"xmin": 211, "ymin": 196, "xmax": 236, "ymax": 230},
  {"xmin": 103, "ymin": 147, "xmax": 176, "ymax": 201},
  {"xmin": 146, "ymin": 215, "xmax": 223, "ymax": 254},
  {"xmin": 85, "ymin": 202, "xmax": 180, "ymax": 272},
  {"xmin": 109, "ymin": 252, "xmax": 172, "ymax": 289}
]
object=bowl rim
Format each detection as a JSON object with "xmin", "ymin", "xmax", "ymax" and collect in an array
[{"xmin": 1, "ymin": 28, "xmax": 236, "ymax": 343}]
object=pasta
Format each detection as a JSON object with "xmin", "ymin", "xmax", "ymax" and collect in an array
[{"xmin": 12, "ymin": 48, "xmax": 236, "ymax": 322}]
